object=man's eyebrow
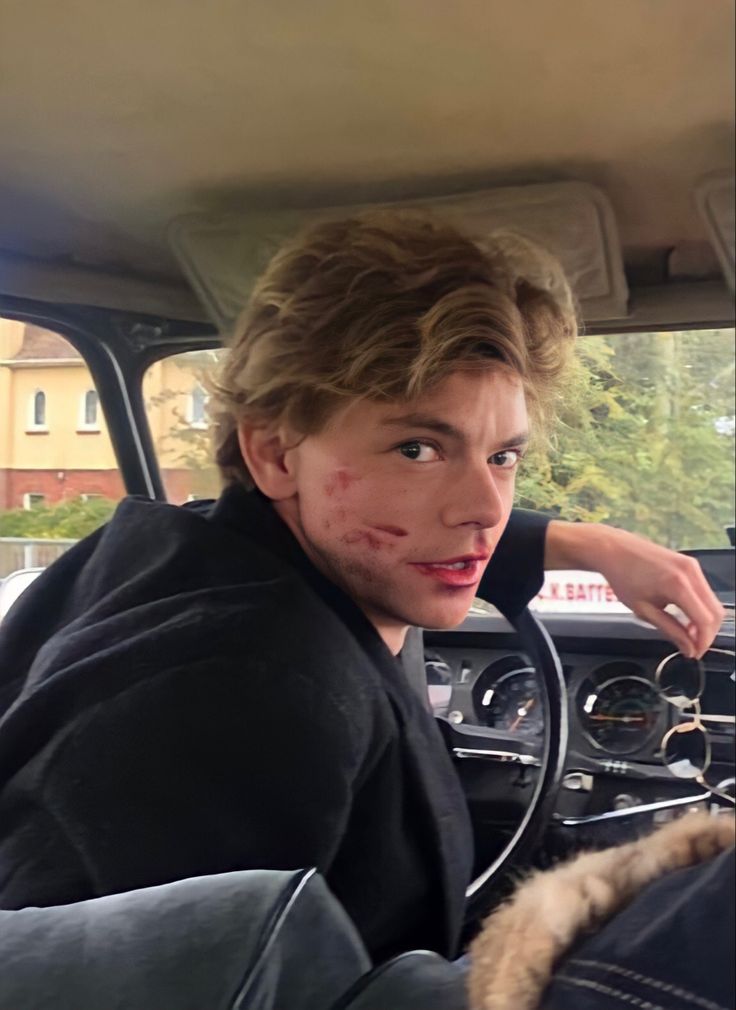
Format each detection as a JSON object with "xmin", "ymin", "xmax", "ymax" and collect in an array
[
  {"xmin": 500, "ymin": 431, "xmax": 530, "ymax": 447},
  {"xmin": 381, "ymin": 413, "xmax": 464, "ymax": 439},
  {"xmin": 381, "ymin": 413, "xmax": 530, "ymax": 447}
]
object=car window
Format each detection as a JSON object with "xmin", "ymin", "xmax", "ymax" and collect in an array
[
  {"xmin": 143, "ymin": 349, "xmax": 224, "ymax": 503},
  {"xmin": 515, "ymin": 328, "xmax": 735, "ymax": 551},
  {"xmin": 0, "ymin": 317, "xmax": 123, "ymax": 612},
  {"xmin": 517, "ymin": 326, "xmax": 735, "ymax": 613},
  {"xmin": 146, "ymin": 330, "xmax": 735, "ymax": 552}
]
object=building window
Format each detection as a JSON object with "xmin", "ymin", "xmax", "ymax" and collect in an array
[
  {"xmin": 84, "ymin": 389, "xmax": 98, "ymax": 426},
  {"xmin": 27, "ymin": 390, "xmax": 48, "ymax": 431},
  {"xmin": 188, "ymin": 385, "xmax": 208, "ymax": 428},
  {"xmin": 23, "ymin": 492, "xmax": 45, "ymax": 510},
  {"xmin": 78, "ymin": 389, "xmax": 100, "ymax": 431},
  {"xmin": 34, "ymin": 391, "xmax": 46, "ymax": 425}
]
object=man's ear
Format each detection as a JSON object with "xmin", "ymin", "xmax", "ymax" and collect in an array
[{"xmin": 237, "ymin": 423, "xmax": 299, "ymax": 500}]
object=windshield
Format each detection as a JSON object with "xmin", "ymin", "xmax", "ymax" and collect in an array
[
  {"xmin": 1, "ymin": 323, "xmax": 733, "ymax": 618},
  {"xmin": 141, "ymin": 328, "xmax": 734, "ymax": 614},
  {"xmin": 516, "ymin": 328, "xmax": 735, "ymax": 550},
  {"xmin": 522, "ymin": 327, "xmax": 734, "ymax": 610},
  {"xmin": 143, "ymin": 328, "xmax": 735, "ymax": 547}
]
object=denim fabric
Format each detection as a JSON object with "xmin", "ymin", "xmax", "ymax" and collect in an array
[{"xmin": 542, "ymin": 847, "xmax": 735, "ymax": 1010}]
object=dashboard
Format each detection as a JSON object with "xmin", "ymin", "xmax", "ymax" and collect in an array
[{"xmin": 424, "ymin": 609, "xmax": 735, "ymax": 856}]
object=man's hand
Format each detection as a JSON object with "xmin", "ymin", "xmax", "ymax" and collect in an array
[{"xmin": 546, "ymin": 521, "xmax": 725, "ymax": 658}]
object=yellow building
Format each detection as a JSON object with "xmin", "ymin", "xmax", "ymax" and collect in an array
[{"xmin": 0, "ymin": 318, "xmax": 219, "ymax": 510}]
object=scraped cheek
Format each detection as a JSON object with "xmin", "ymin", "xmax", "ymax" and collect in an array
[
  {"xmin": 324, "ymin": 468, "xmax": 362, "ymax": 498},
  {"xmin": 371, "ymin": 524, "xmax": 408, "ymax": 538},
  {"xmin": 342, "ymin": 529, "xmax": 385, "ymax": 551},
  {"xmin": 339, "ymin": 522, "xmax": 409, "ymax": 551},
  {"xmin": 322, "ymin": 467, "xmax": 409, "ymax": 551}
]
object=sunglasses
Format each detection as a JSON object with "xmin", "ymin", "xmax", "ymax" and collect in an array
[{"xmin": 656, "ymin": 649, "xmax": 735, "ymax": 805}]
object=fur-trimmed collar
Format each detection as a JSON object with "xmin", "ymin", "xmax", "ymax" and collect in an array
[{"xmin": 468, "ymin": 812, "xmax": 735, "ymax": 1010}]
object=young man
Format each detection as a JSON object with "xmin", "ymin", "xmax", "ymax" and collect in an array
[{"xmin": 0, "ymin": 214, "xmax": 724, "ymax": 964}]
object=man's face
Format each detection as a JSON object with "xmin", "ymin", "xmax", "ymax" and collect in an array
[{"xmin": 275, "ymin": 368, "xmax": 529, "ymax": 653}]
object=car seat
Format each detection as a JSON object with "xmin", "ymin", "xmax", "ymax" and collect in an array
[{"xmin": 0, "ymin": 866, "xmax": 468, "ymax": 1010}]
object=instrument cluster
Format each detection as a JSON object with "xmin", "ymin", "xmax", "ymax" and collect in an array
[{"xmin": 425, "ymin": 649, "xmax": 672, "ymax": 761}]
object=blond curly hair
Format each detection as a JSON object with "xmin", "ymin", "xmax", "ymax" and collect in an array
[{"xmin": 211, "ymin": 211, "xmax": 577, "ymax": 487}]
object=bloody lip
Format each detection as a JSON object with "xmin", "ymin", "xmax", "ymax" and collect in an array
[{"xmin": 410, "ymin": 557, "xmax": 487, "ymax": 587}]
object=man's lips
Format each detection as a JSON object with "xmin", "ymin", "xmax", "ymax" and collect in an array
[
  {"xmin": 412, "ymin": 553, "xmax": 490, "ymax": 566},
  {"xmin": 409, "ymin": 554, "xmax": 490, "ymax": 587}
]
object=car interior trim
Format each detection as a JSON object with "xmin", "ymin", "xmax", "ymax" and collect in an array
[{"xmin": 556, "ymin": 791, "xmax": 713, "ymax": 827}]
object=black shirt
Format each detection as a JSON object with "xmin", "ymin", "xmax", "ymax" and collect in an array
[{"xmin": 0, "ymin": 485, "xmax": 548, "ymax": 959}]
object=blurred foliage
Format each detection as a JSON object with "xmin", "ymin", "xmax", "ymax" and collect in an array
[
  {"xmin": 146, "ymin": 351, "xmax": 223, "ymax": 500},
  {"xmin": 516, "ymin": 330, "xmax": 735, "ymax": 548},
  {"xmin": 0, "ymin": 496, "xmax": 117, "ymax": 539},
  {"xmin": 2, "ymin": 334, "xmax": 732, "ymax": 550},
  {"xmin": 146, "ymin": 331, "xmax": 736, "ymax": 549}
]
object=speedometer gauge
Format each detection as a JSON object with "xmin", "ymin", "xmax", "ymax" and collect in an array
[
  {"xmin": 473, "ymin": 656, "xmax": 543, "ymax": 738},
  {"xmin": 579, "ymin": 673, "xmax": 662, "ymax": 755}
]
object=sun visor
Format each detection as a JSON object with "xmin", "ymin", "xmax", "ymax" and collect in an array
[
  {"xmin": 169, "ymin": 182, "xmax": 629, "ymax": 333},
  {"xmin": 695, "ymin": 173, "xmax": 735, "ymax": 294}
]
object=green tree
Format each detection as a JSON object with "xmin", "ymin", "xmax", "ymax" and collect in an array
[
  {"xmin": 147, "ymin": 350, "xmax": 222, "ymax": 500},
  {"xmin": 517, "ymin": 330, "xmax": 735, "ymax": 548},
  {"xmin": 0, "ymin": 497, "xmax": 117, "ymax": 539},
  {"xmin": 151, "ymin": 336, "xmax": 735, "ymax": 549}
]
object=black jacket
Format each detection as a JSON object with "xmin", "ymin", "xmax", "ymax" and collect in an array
[{"xmin": 0, "ymin": 485, "xmax": 548, "ymax": 960}]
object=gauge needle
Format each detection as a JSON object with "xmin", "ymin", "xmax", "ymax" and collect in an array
[
  {"xmin": 510, "ymin": 697, "xmax": 536, "ymax": 732},
  {"xmin": 589, "ymin": 714, "xmax": 647, "ymax": 723}
]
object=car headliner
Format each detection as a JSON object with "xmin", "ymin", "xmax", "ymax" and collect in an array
[{"xmin": 0, "ymin": 1, "xmax": 734, "ymax": 318}]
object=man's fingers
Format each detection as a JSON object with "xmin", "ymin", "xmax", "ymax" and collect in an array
[
  {"xmin": 664, "ymin": 558, "xmax": 725, "ymax": 656},
  {"xmin": 634, "ymin": 591, "xmax": 724, "ymax": 658},
  {"xmin": 634, "ymin": 602, "xmax": 698, "ymax": 657}
]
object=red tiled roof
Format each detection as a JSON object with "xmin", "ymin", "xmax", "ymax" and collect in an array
[{"xmin": 13, "ymin": 325, "xmax": 82, "ymax": 361}]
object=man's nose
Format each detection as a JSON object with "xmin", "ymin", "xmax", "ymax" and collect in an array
[{"xmin": 440, "ymin": 463, "xmax": 506, "ymax": 530}]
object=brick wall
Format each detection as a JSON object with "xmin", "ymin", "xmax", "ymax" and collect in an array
[{"xmin": 0, "ymin": 469, "xmax": 195, "ymax": 508}]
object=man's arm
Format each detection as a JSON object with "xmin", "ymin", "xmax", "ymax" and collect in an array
[
  {"xmin": 478, "ymin": 509, "xmax": 549, "ymax": 618},
  {"xmin": 544, "ymin": 520, "xmax": 724, "ymax": 658},
  {"xmin": 480, "ymin": 511, "xmax": 724, "ymax": 658},
  {"xmin": 0, "ymin": 651, "xmax": 371, "ymax": 910}
]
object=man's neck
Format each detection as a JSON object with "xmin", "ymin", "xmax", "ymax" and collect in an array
[{"xmin": 272, "ymin": 496, "xmax": 408, "ymax": 655}]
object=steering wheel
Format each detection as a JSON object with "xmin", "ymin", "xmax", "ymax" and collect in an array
[{"xmin": 436, "ymin": 607, "xmax": 568, "ymax": 923}]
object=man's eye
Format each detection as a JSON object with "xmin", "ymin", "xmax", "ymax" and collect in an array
[
  {"xmin": 398, "ymin": 441, "xmax": 441, "ymax": 462},
  {"xmin": 490, "ymin": 449, "xmax": 523, "ymax": 469}
]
